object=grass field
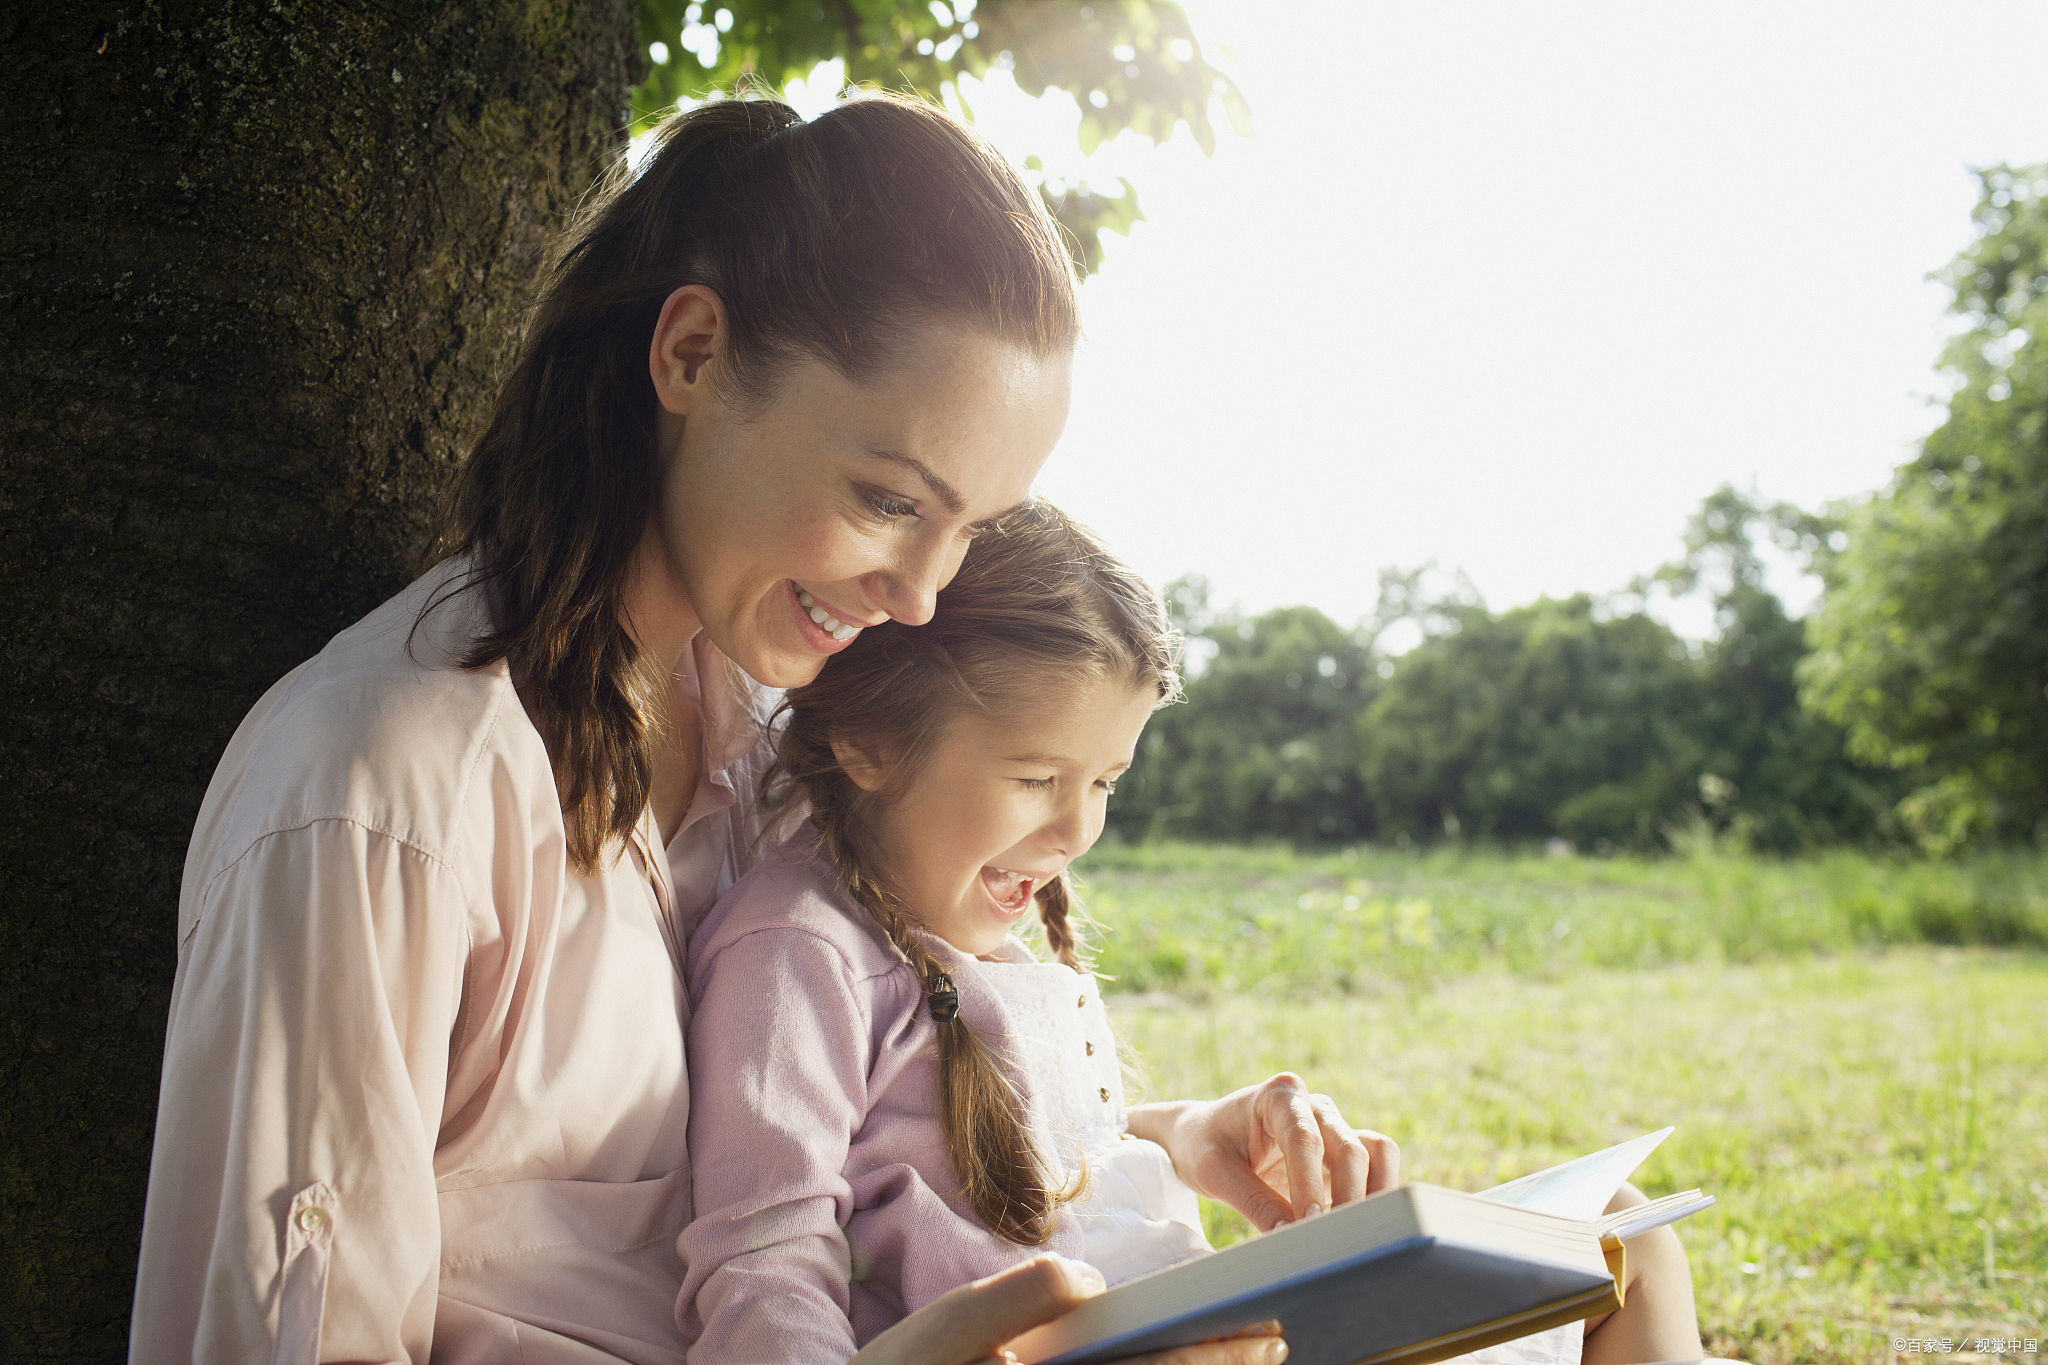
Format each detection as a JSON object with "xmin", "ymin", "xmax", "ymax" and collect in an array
[{"xmin": 1066, "ymin": 842, "xmax": 2048, "ymax": 1365}]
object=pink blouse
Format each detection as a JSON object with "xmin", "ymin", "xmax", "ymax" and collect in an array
[{"xmin": 129, "ymin": 561, "xmax": 775, "ymax": 1365}]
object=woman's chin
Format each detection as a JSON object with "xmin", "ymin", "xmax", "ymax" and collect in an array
[{"xmin": 728, "ymin": 641, "xmax": 830, "ymax": 691}]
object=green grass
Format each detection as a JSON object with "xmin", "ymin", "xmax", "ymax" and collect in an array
[
  {"xmin": 1071, "ymin": 841, "xmax": 2048, "ymax": 998},
  {"xmin": 1067, "ymin": 845, "xmax": 2048, "ymax": 1365}
]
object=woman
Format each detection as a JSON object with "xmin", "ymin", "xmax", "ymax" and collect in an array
[{"xmin": 130, "ymin": 93, "xmax": 1388, "ymax": 1363}]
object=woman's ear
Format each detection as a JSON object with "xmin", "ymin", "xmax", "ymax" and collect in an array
[
  {"xmin": 649, "ymin": 285, "xmax": 728, "ymax": 416},
  {"xmin": 831, "ymin": 736, "xmax": 894, "ymax": 793}
]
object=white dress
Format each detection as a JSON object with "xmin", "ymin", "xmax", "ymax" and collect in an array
[
  {"xmin": 976, "ymin": 952, "xmax": 1212, "ymax": 1285},
  {"xmin": 975, "ymin": 950, "xmax": 1582, "ymax": 1364}
]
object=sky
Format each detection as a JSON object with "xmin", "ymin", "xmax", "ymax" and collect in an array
[{"xmin": 828, "ymin": 0, "xmax": 2048, "ymax": 642}]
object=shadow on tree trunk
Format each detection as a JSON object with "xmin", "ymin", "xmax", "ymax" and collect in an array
[{"xmin": 0, "ymin": 2, "xmax": 636, "ymax": 1355}]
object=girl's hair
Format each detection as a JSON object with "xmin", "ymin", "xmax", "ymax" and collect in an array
[
  {"xmin": 764, "ymin": 501, "xmax": 1182, "ymax": 1245},
  {"xmin": 430, "ymin": 92, "xmax": 1081, "ymax": 871}
]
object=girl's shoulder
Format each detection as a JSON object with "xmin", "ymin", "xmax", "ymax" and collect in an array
[{"xmin": 685, "ymin": 824, "xmax": 908, "ymax": 991}]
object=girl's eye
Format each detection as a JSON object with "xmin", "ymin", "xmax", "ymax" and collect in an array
[
  {"xmin": 1017, "ymin": 777, "xmax": 1055, "ymax": 791},
  {"xmin": 859, "ymin": 487, "xmax": 918, "ymax": 520},
  {"xmin": 1096, "ymin": 779, "xmax": 1118, "ymax": 795}
]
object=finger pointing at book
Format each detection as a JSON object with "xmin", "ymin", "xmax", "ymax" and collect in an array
[
  {"xmin": 1308, "ymin": 1091, "xmax": 1400, "ymax": 1206},
  {"xmin": 1127, "ymin": 1074, "xmax": 1398, "ymax": 1232},
  {"xmin": 1249, "ymin": 1076, "xmax": 1400, "ymax": 1221}
]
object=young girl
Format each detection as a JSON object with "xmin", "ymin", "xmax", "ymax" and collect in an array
[{"xmin": 678, "ymin": 504, "xmax": 1703, "ymax": 1365}]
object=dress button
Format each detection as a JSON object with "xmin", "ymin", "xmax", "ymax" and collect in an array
[
  {"xmin": 1085, "ymin": 1041, "xmax": 1095, "ymax": 1055},
  {"xmin": 1077, "ymin": 994, "xmax": 1087, "ymax": 1007},
  {"xmin": 296, "ymin": 1206, "xmax": 330, "ymax": 1234},
  {"xmin": 1099, "ymin": 1087, "xmax": 1110, "ymax": 1102}
]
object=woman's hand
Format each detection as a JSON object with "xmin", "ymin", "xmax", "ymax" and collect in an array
[
  {"xmin": 1128, "ymin": 1074, "xmax": 1399, "ymax": 1233},
  {"xmin": 850, "ymin": 1255, "xmax": 1288, "ymax": 1365}
]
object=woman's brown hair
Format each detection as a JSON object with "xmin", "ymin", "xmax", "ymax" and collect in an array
[
  {"xmin": 429, "ymin": 92, "xmax": 1080, "ymax": 870},
  {"xmin": 764, "ymin": 501, "xmax": 1182, "ymax": 1245}
]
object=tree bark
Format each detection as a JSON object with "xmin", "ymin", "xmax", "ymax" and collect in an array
[{"xmin": 0, "ymin": 2, "xmax": 636, "ymax": 1355}]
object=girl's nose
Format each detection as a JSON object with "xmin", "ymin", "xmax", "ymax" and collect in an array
[{"xmin": 1046, "ymin": 793, "xmax": 1097, "ymax": 858}]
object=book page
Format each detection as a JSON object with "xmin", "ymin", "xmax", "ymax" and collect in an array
[
  {"xmin": 1476, "ymin": 1128, "xmax": 1674, "ymax": 1218},
  {"xmin": 1595, "ymin": 1190, "xmax": 1714, "ymax": 1242}
]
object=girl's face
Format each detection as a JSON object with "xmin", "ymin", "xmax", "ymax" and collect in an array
[
  {"xmin": 860, "ymin": 676, "xmax": 1159, "ymax": 958},
  {"xmin": 649, "ymin": 303, "xmax": 1072, "ymax": 689}
]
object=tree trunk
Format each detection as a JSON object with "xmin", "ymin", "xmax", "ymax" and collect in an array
[{"xmin": 0, "ymin": 2, "xmax": 636, "ymax": 1355}]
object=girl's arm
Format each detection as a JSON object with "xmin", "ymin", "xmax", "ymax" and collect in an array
[
  {"xmin": 681, "ymin": 925, "xmax": 880, "ymax": 1364},
  {"xmin": 1126, "ymin": 1074, "xmax": 1400, "ymax": 1232},
  {"xmin": 131, "ymin": 821, "xmax": 467, "ymax": 1364}
]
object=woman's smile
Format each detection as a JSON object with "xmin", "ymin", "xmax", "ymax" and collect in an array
[{"xmin": 788, "ymin": 581, "xmax": 869, "ymax": 652}]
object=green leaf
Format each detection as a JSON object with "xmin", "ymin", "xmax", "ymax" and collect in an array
[
  {"xmin": 626, "ymin": 0, "xmax": 1250, "ymax": 275},
  {"xmin": 1042, "ymin": 176, "xmax": 1144, "ymax": 275}
]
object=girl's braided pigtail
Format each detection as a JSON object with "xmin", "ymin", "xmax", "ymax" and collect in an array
[
  {"xmin": 1035, "ymin": 873, "xmax": 1086, "ymax": 970},
  {"xmin": 813, "ymin": 812, "xmax": 1064, "ymax": 1246}
]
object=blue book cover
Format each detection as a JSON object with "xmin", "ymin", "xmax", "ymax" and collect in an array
[{"xmin": 1010, "ymin": 1131, "xmax": 1708, "ymax": 1365}]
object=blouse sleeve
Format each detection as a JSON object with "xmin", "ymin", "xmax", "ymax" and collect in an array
[
  {"xmin": 679, "ymin": 925, "xmax": 875, "ymax": 1365},
  {"xmin": 130, "ymin": 820, "xmax": 469, "ymax": 1365}
]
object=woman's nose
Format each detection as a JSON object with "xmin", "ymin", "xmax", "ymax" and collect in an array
[{"xmin": 871, "ymin": 532, "xmax": 959, "ymax": 626}]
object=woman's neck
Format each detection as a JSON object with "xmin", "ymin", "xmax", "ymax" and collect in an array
[
  {"xmin": 623, "ymin": 535, "xmax": 708, "ymax": 845},
  {"xmin": 621, "ymin": 534, "xmax": 704, "ymax": 674}
]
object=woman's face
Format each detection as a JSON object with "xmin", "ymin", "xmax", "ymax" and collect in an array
[{"xmin": 650, "ymin": 306, "xmax": 1072, "ymax": 689}]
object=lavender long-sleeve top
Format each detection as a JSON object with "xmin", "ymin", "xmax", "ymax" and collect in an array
[{"xmin": 679, "ymin": 829, "xmax": 1086, "ymax": 1363}]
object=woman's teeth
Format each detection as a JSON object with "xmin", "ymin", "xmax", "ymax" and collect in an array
[{"xmin": 797, "ymin": 589, "xmax": 860, "ymax": 643}]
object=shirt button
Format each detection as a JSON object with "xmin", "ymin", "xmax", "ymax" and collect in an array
[
  {"xmin": 1077, "ymin": 995, "xmax": 1087, "ymax": 1007},
  {"xmin": 1099, "ymin": 1087, "xmax": 1111, "ymax": 1102},
  {"xmin": 297, "ymin": 1206, "xmax": 330, "ymax": 1234},
  {"xmin": 1085, "ymin": 1041, "xmax": 1095, "ymax": 1055}
]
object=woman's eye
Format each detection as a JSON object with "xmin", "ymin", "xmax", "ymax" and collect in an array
[
  {"xmin": 1018, "ymin": 777, "xmax": 1055, "ymax": 791},
  {"xmin": 1096, "ymin": 779, "xmax": 1118, "ymax": 795},
  {"xmin": 859, "ymin": 487, "xmax": 918, "ymax": 520}
]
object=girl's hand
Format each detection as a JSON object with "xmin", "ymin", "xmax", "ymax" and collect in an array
[
  {"xmin": 850, "ymin": 1255, "xmax": 1289, "ymax": 1365},
  {"xmin": 1129, "ymin": 1074, "xmax": 1400, "ymax": 1232}
]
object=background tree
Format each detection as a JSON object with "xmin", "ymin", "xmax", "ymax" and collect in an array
[
  {"xmin": 1643, "ymin": 487, "xmax": 1899, "ymax": 850},
  {"xmin": 1799, "ymin": 164, "xmax": 2048, "ymax": 853},
  {"xmin": 0, "ymin": 2, "xmax": 1241, "ymax": 1355},
  {"xmin": 1358, "ymin": 595, "xmax": 1706, "ymax": 849},
  {"xmin": 1115, "ymin": 497, "xmax": 1896, "ymax": 854},
  {"xmin": 1111, "ymin": 577, "xmax": 1378, "ymax": 842}
]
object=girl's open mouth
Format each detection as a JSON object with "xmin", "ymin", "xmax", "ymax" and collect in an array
[{"xmin": 979, "ymin": 866, "xmax": 1037, "ymax": 914}]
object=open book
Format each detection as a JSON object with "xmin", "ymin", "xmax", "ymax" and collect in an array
[{"xmin": 1009, "ymin": 1130, "xmax": 1714, "ymax": 1365}]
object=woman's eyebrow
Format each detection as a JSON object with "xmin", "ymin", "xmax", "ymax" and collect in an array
[
  {"xmin": 1001, "ymin": 752, "xmax": 1071, "ymax": 766},
  {"xmin": 866, "ymin": 448, "xmax": 1031, "ymax": 527},
  {"xmin": 866, "ymin": 449, "xmax": 966, "ymax": 514}
]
